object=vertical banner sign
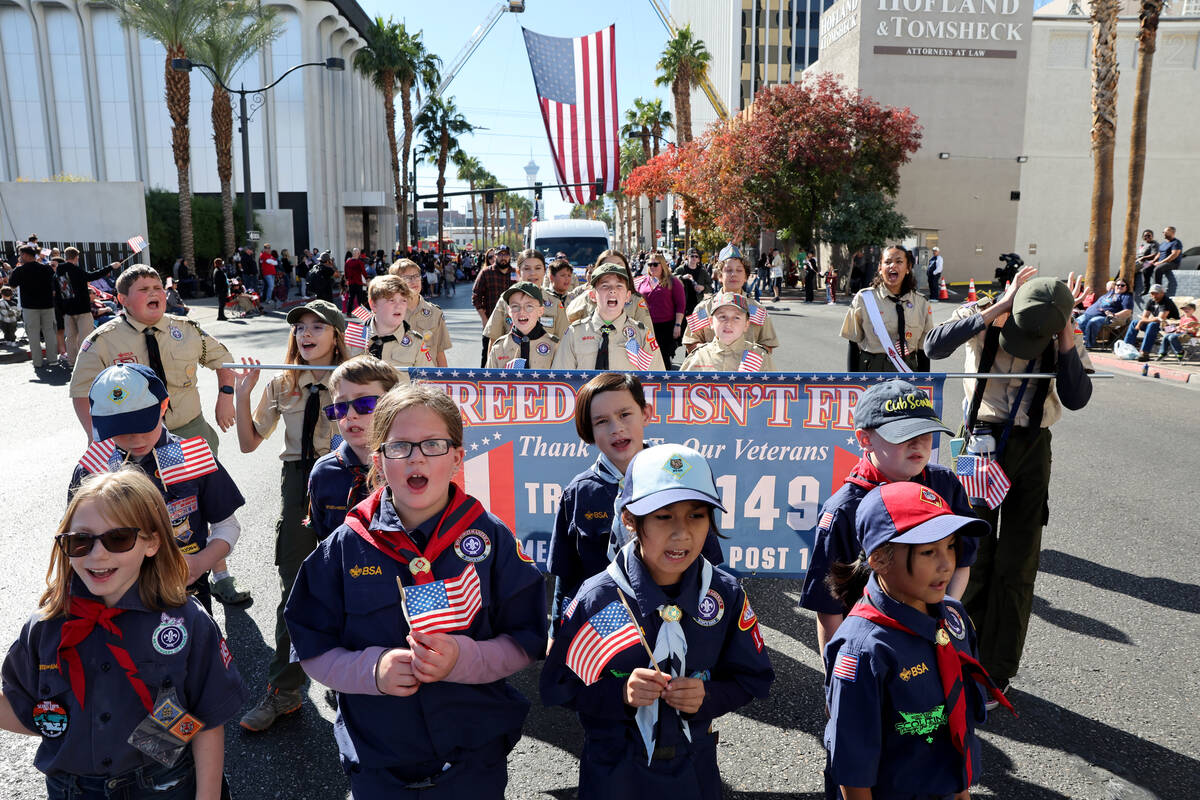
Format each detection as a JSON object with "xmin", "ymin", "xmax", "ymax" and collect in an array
[{"xmin": 414, "ymin": 368, "xmax": 944, "ymax": 579}]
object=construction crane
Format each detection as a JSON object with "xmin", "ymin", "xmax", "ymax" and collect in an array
[
  {"xmin": 645, "ymin": 0, "xmax": 729, "ymax": 121},
  {"xmin": 415, "ymin": 1, "xmax": 525, "ymax": 118}
]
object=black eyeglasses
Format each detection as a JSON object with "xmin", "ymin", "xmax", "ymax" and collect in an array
[
  {"xmin": 323, "ymin": 395, "xmax": 380, "ymax": 420},
  {"xmin": 379, "ymin": 439, "xmax": 454, "ymax": 459},
  {"xmin": 56, "ymin": 528, "xmax": 141, "ymax": 557}
]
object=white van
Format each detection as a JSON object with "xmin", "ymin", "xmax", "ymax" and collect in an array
[{"xmin": 526, "ymin": 220, "xmax": 611, "ymax": 273}]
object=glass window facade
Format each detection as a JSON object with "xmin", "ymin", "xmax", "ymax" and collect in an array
[
  {"xmin": 1, "ymin": 7, "xmax": 51, "ymax": 179},
  {"xmin": 140, "ymin": 36, "xmax": 176, "ymax": 191},
  {"xmin": 46, "ymin": 8, "xmax": 95, "ymax": 179},
  {"xmin": 273, "ymin": 11, "xmax": 308, "ymax": 193},
  {"xmin": 92, "ymin": 10, "xmax": 138, "ymax": 181}
]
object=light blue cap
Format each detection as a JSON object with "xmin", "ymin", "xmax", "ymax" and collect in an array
[
  {"xmin": 622, "ymin": 443, "xmax": 726, "ymax": 516},
  {"xmin": 717, "ymin": 243, "xmax": 743, "ymax": 263}
]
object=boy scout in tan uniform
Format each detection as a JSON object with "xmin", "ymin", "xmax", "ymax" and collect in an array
[
  {"xmin": 390, "ymin": 258, "xmax": 451, "ymax": 367},
  {"xmin": 565, "ymin": 286, "xmax": 653, "ymax": 328},
  {"xmin": 681, "ymin": 293, "xmax": 775, "ymax": 372},
  {"xmin": 70, "ymin": 265, "xmax": 234, "ymax": 450},
  {"xmin": 362, "ymin": 275, "xmax": 432, "ymax": 376},
  {"xmin": 553, "ymin": 264, "xmax": 666, "ymax": 371},
  {"xmin": 485, "ymin": 289, "xmax": 568, "ymax": 338},
  {"xmin": 486, "ymin": 282, "xmax": 560, "ymax": 369}
]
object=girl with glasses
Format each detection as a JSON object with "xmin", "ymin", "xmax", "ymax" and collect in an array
[
  {"xmin": 0, "ymin": 469, "xmax": 247, "ymax": 800},
  {"xmin": 285, "ymin": 384, "xmax": 547, "ymax": 799}
]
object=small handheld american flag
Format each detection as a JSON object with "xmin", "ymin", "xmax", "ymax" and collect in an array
[
  {"xmin": 155, "ymin": 437, "xmax": 218, "ymax": 486},
  {"xmin": 78, "ymin": 439, "xmax": 120, "ymax": 474},
  {"xmin": 401, "ymin": 565, "xmax": 483, "ymax": 635},
  {"xmin": 506, "ymin": 357, "xmax": 528, "ymax": 369},
  {"xmin": 344, "ymin": 322, "xmax": 368, "ymax": 350},
  {"xmin": 750, "ymin": 305, "xmax": 767, "ymax": 326},
  {"xmin": 738, "ymin": 350, "xmax": 764, "ymax": 372},
  {"xmin": 565, "ymin": 601, "xmax": 642, "ymax": 685},
  {"xmin": 351, "ymin": 305, "xmax": 373, "ymax": 323},
  {"xmin": 686, "ymin": 307, "xmax": 710, "ymax": 333},
  {"xmin": 955, "ymin": 455, "xmax": 1011, "ymax": 510},
  {"xmin": 624, "ymin": 337, "xmax": 654, "ymax": 371},
  {"xmin": 127, "ymin": 235, "xmax": 148, "ymax": 254}
]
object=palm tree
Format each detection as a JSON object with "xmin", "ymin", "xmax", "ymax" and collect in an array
[
  {"xmin": 1119, "ymin": 0, "xmax": 1164, "ymax": 284},
  {"xmin": 415, "ymin": 97, "xmax": 473, "ymax": 253},
  {"xmin": 189, "ymin": 0, "xmax": 281, "ymax": 257},
  {"xmin": 103, "ymin": 0, "xmax": 212, "ymax": 269},
  {"xmin": 452, "ymin": 151, "xmax": 484, "ymax": 250},
  {"xmin": 619, "ymin": 139, "xmax": 646, "ymax": 250},
  {"xmin": 1086, "ymin": 0, "xmax": 1120, "ymax": 294},
  {"xmin": 396, "ymin": 28, "xmax": 441, "ymax": 250},
  {"xmin": 622, "ymin": 98, "xmax": 672, "ymax": 249},
  {"xmin": 354, "ymin": 17, "xmax": 409, "ymax": 250},
  {"xmin": 655, "ymin": 25, "xmax": 710, "ymax": 145}
]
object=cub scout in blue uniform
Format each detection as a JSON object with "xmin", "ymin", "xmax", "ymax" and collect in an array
[
  {"xmin": 484, "ymin": 248, "xmax": 569, "ymax": 339},
  {"xmin": 363, "ymin": 274, "xmax": 431, "ymax": 375},
  {"xmin": 70, "ymin": 364, "xmax": 245, "ymax": 614},
  {"xmin": 0, "ymin": 469, "xmax": 248, "ymax": 800},
  {"xmin": 554, "ymin": 263, "xmax": 665, "ymax": 372},
  {"xmin": 799, "ymin": 379, "xmax": 978, "ymax": 656},
  {"xmin": 485, "ymin": 282, "xmax": 559, "ymax": 369},
  {"xmin": 307, "ymin": 356, "xmax": 401, "ymax": 541},
  {"xmin": 542, "ymin": 444, "xmax": 773, "ymax": 800},
  {"xmin": 285, "ymin": 385, "xmax": 546, "ymax": 799},
  {"xmin": 823, "ymin": 482, "xmax": 1013, "ymax": 800}
]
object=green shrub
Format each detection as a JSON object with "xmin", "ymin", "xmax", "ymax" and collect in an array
[{"xmin": 145, "ymin": 189, "xmax": 255, "ymax": 270}]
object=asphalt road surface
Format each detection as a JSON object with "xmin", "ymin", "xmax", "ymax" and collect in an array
[{"xmin": 1, "ymin": 282, "xmax": 1195, "ymax": 799}]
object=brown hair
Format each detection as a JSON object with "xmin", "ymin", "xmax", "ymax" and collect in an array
[
  {"xmin": 870, "ymin": 246, "xmax": 917, "ymax": 295},
  {"xmin": 281, "ymin": 313, "xmax": 350, "ymax": 394},
  {"xmin": 368, "ymin": 274, "xmax": 418, "ymax": 306},
  {"xmin": 64, "ymin": 247, "xmax": 80, "ymax": 260},
  {"xmin": 573, "ymin": 372, "xmax": 646, "ymax": 443},
  {"xmin": 330, "ymin": 354, "xmax": 401, "ymax": 396},
  {"xmin": 116, "ymin": 265, "xmax": 162, "ymax": 296},
  {"xmin": 389, "ymin": 258, "xmax": 421, "ymax": 277},
  {"xmin": 41, "ymin": 470, "xmax": 189, "ymax": 618},
  {"xmin": 517, "ymin": 248, "xmax": 546, "ymax": 270},
  {"xmin": 367, "ymin": 384, "xmax": 464, "ymax": 488},
  {"xmin": 549, "ymin": 257, "xmax": 573, "ymax": 276}
]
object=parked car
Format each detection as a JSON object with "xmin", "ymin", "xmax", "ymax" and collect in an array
[{"xmin": 1178, "ymin": 246, "xmax": 1200, "ymax": 271}]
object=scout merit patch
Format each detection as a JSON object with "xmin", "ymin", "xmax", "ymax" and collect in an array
[
  {"xmin": 945, "ymin": 607, "xmax": 967, "ymax": 640},
  {"xmin": 168, "ymin": 324, "xmax": 184, "ymax": 341},
  {"xmin": 152, "ymin": 613, "xmax": 188, "ymax": 655},
  {"xmin": 33, "ymin": 700, "xmax": 68, "ymax": 738},
  {"xmin": 401, "ymin": 335, "xmax": 412, "ymax": 346},
  {"xmin": 219, "ymin": 639, "xmax": 233, "ymax": 669},
  {"xmin": 454, "ymin": 529, "xmax": 492, "ymax": 563},
  {"xmin": 663, "ymin": 454, "xmax": 691, "ymax": 480},
  {"xmin": 693, "ymin": 589, "xmax": 725, "ymax": 627},
  {"xmin": 919, "ymin": 487, "xmax": 943, "ymax": 508},
  {"xmin": 537, "ymin": 342, "xmax": 551, "ymax": 355}
]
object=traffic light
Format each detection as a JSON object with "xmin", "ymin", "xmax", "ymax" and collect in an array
[
  {"xmin": 534, "ymin": 181, "xmax": 542, "ymax": 200},
  {"xmin": 483, "ymin": 190, "xmax": 497, "ymax": 205},
  {"xmin": 592, "ymin": 180, "xmax": 604, "ymax": 197}
]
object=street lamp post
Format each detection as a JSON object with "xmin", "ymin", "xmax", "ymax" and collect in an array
[{"xmin": 171, "ymin": 56, "xmax": 344, "ymax": 250}]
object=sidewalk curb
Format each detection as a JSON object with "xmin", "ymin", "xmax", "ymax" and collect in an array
[{"xmin": 1088, "ymin": 352, "xmax": 1198, "ymax": 384}]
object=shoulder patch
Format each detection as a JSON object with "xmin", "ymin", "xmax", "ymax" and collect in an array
[{"xmin": 832, "ymin": 652, "xmax": 858, "ymax": 681}]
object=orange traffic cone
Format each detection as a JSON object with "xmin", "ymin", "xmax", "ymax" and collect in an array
[
  {"xmin": 938, "ymin": 277, "xmax": 949, "ymax": 301},
  {"xmin": 967, "ymin": 279, "xmax": 978, "ymax": 302}
]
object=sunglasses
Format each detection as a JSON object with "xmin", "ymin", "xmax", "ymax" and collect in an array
[
  {"xmin": 56, "ymin": 527, "xmax": 141, "ymax": 558},
  {"xmin": 323, "ymin": 395, "xmax": 380, "ymax": 420},
  {"xmin": 1115, "ymin": 283, "xmax": 1127, "ymax": 287}
]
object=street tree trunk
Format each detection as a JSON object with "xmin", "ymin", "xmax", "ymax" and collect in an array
[
  {"xmin": 673, "ymin": 74, "xmax": 693, "ymax": 144},
  {"xmin": 1118, "ymin": 0, "xmax": 1163, "ymax": 285},
  {"xmin": 436, "ymin": 132, "xmax": 448, "ymax": 251},
  {"xmin": 469, "ymin": 180, "xmax": 479, "ymax": 249},
  {"xmin": 380, "ymin": 69, "xmax": 403, "ymax": 254},
  {"xmin": 399, "ymin": 79, "xmax": 414, "ymax": 250},
  {"xmin": 211, "ymin": 84, "xmax": 235, "ymax": 258},
  {"xmin": 165, "ymin": 44, "xmax": 194, "ymax": 269},
  {"xmin": 1086, "ymin": 0, "xmax": 1120, "ymax": 295}
]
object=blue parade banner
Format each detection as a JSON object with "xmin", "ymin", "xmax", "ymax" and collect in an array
[{"xmin": 411, "ymin": 368, "xmax": 946, "ymax": 579}]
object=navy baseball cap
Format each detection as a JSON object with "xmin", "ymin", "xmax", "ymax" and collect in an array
[
  {"xmin": 857, "ymin": 483, "xmax": 990, "ymax": 557},
  {"xmin": 851, "ymin": 379, "xmax": 954, "ymax": 443},
  {"xmin": 88, "ymin": 364, "xmax": 169, "ymax": 441},
  {"xmin": 622, "ymin": 444, "xmax": 726, "ymax": 516}
]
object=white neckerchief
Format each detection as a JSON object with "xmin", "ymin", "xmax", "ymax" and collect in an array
[
  {"xmin": 606, "ymin": 541, "xmax": 713, "ymax": 763},
  {"xmin": 859, "ymin": 288, "xmax": 912, "ymax": 373}
]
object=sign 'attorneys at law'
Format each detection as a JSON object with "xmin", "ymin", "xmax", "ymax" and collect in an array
[{"xmin": 820, "ymin": 0, "xmax": 1030, "ymax": 59}]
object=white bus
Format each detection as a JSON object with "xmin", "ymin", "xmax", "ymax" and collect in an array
[{"xmin": 525, "ymin": 219, "xmax": 611, "ymax": 273}]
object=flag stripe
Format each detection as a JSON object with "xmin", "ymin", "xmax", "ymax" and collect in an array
[{"xmin": 487, "ymin": 442, "xmax": 517, "ymax": 532}]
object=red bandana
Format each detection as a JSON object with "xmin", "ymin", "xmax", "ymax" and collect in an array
[
  {"xmin": 57, "ymin": 597, "xmax": 153, "ymax": 712},
  {"xmin": 844, "ymin": 454, "xmax": 926, "ymax": 492}
]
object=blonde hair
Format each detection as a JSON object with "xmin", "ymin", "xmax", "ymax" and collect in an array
[
  {"xmin": 330, "ymin": 354, "xmax": 401, "ymax": 395},
  {"xmin": 389, "ymin": 258, "xmax": 421, "ymax": 277},
  {"xmin": 367, "ymin": 384, "xmax": 464, "ymax": 489},
  {"xmin": 645, "ymin": 251, "xmax": 675, "ymax": 290},
  {"xmin": 368, "ymin": 274, "xmax": 418, "ymax": 306},
  {"xmin": 41, "ymin": 470, "xmax": 189, "ymax": 618}
]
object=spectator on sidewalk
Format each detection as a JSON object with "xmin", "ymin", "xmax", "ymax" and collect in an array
[
  {"xmin": 1078, "ymin": 278, "xmax": 1133, "ymax": 349},
  {"xmin": 803, "ymin": 250, "xmax": 819, "ymax": 303},
  {"xmin": 55, "ymin": 247, "xmax": 101, "ymax": 367},
  {"xmin": 1133, "ymin": 229, "xmax": 1158, "ymax": 295},
  {"xmin": 212, "ymin": 258, "xmax": 230, "ymax": 321},
  {"xmin": 770, "ymin": 249, "xmax": 785, "ymax": 302},
  {"xmin": 1147, "ymin": 226, "xmax": 1182, "ymax": 293},
  {"xmin": 1158, "ymin": 301, "xmax": 1198, "ymax": 361},
  {"xmin": 1123, "ymin": 283, "xmax": 1178, "ymax": 362},
  {"xmin": 164, "ymin": 278, "xmax": 189, "ymax": 315},
  {"xmin": 343, "ymin": 247, "xmax": 367, "ymax": 313},
  {"xmin": 0, "ymin": 286, "xmax": 21, "ymax": 342},
  {"xmin": 927, "ymin": 246, "xmax": 944, "ymax": 299},
  {"xmin": 472, "ymin": 244, "xmax": 515, "ymax": 366},
  {"xmin": 260, "ymin": 245, "xmax": 278, "ymax": 309},
  {"xmin": 8, "ymin": 244, "xmax": 59, "ymax": 371}
]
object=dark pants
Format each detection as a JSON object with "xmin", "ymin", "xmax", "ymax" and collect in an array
[
  {"xmin": 961, "ymin": 426, "xmax": 1052, "ymax": 685},
  {"xmin": 855, "ymin": 349, "xmax": 920, "ymax": 372},
  {"xmin": 268, "ymin": 460, "xmax": 319, "ymax": 690},
  {"xmin": 348, "ymin": 735, "xmax": 511, "ymax": 799},
  {"xmin": 481, "ymin": 335, "xmax": 490, "ymax": 368},
  {"xmin": 47, "ymin": 751, "xmax": 195, "ymax": 800},
  {"xmin": 804, "ymin": 272, "xmax": 816, "ymax": 302},
  {"xmin": 927, "ymin": 267, "xmax": 940, "ymax": 298},
  {"xmin": 347, "ymin": 284, "xmax": 367, "ymax": 313},
  {"xmin": 653, "ymin": 320, "xmax": 678, "ymax": 369},
  {"xmin": 216, "ymin": 293, "xmax": 229, "ymax": 319}
]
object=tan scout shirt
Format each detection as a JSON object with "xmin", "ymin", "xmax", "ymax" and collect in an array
[
  {"xmin": 682, "ymin": 292, "xmax": 779, "ymax": 349},
  {"xmin": 485, "ymin": 295, "xmax": 568, "ymax": 340},
  {"xmin": 950, "ymin": 303, "xmax": 1094, "ymax": 429},
  {"xmin": 405, "ymin": 299, "xmax": 451, "ymax": 358},
  {"xmin": 367, "ymin": 322, "xmax": 431, "ymax": 374},
  {"xmin": 681, "ymin": 338, "xmax": 774, "ymax": 372},
  {"xmin": 840, "ymin": 285, "xmax": 933, "ymax": 355},
  {"xmin": 552, "ymin": 311, "xmax": 666, "ymax": 371},
  {"xmin": 252, "ymin": 370, "xmax": 338, "ymax": 461},
  {"xmin": 486, "ymin": 329, "xmax": 559, "ymax": 369},
  {"xmin": 565, "ymin": 292, "xmax": 653, "ymax": 328},
  {"xmin": 70, "ymin": 314, "xmax": 231, "ymax": 430}
]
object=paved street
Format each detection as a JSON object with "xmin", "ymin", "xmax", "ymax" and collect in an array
[{"xmin": 1, "ymin": 284, "xmax": 1196, "ymax": 799}]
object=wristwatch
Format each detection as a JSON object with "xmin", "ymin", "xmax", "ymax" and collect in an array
[{"xmin": 219, "ymin": 385, "xmax": 234, "ymax": 395}]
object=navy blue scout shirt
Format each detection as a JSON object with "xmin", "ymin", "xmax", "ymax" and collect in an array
[
  {"xmin": 799, "ymin": 458, "xmax": 977, "ymax": 616},
  {"xmin": 1, "ymin": 577, "xmax": 248, "ymax": 777},
  {"xmin": 824, "ymin": 574, "xmax": 987, "ymax": 799},
  {"xmin": 541, "ymin": 552, "xmax": 773, "ymax": 765},
  {"xmin": 307, "ymin": 440, "xmax": 368, "ymax": 541},
  {"xmin": 68, "ymin": 429, "xmax": 245, "ymax": 559},
  {"xmin": 285, "ymin": 486, "xmax": 547, "ymax": 771}
]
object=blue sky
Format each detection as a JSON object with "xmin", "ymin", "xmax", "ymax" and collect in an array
[{"xmin": 358, "ymin": 0, "xmax": 675, "ymax": 219}]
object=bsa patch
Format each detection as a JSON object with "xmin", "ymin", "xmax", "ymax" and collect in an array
[
  {"xmin": 694, "ymin": 589, "xmax": 725, "ymax": 626},
  {"xmin": 150, "ymin": 697, "xmax": 184, "ymax": 728},
  {"xmin": 906, "ymin": 301, "xmax": 913, "ymax": 309},
  {"xmin": 421, "ymin": 307, "xmax": 432, "ymax": 316},
  {"xmin": 172, "ymin": 517, "xmax": 195, "ymax": 545},
  {"xmin": 662, "ymin": 454, "xmax": 692, "ymax": 481},
  {"xmin": 536, "ymin": 342, "xmax": 551, "ymax": 355},
  {"xmin": 33, "ymin": 700, "xmax": 68, "ymax": 738},
  {"xmin": 152, "ymin": 613, "xmax": 188, "ymax": 655},
  {"xmin": 114, "ymin": 351, "xmax": 138, "ymax": 364},
  {"xmin": 623, "ymin": 326, "xmax": 636, "ymax": 339},
  {"xmin": 945, "ymin": 607, "xmax": 966, "ymax": 640},
  {"xmin": 400, "ymin": 335, "xmax": 412, "ymax": 347},
  {"xmin": 168, "ymin": 713, "xmax": 204, "ymax": 742},
  {"xmin": 737, "ymin": 596, "xmax": 758, "ymax": 631},
  {"xmin": 218, "ymin": 638, "xmax": 233, "ymax": 669},
  {"xmin": 919, "ymin": 488, "xmax": 943, "ymax": 508},
  {"xmin": 109, "ymin": 385, "xmax": 128, "ymax": 404},
  {"xmin": 454, "ymin": 529, "xmax": 492, "ymax": 563},
  {"xmin": 168, "ymin": 324, "xmax": 184, "ymax": 341},
  {"xmin": 166, "ymin": 495, "xmax": 199, "ymax": 521}
]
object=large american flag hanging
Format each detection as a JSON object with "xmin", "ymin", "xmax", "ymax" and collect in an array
[{"xmin": 521, "ymin": 25, "xmax": 619, "ymax": 204}]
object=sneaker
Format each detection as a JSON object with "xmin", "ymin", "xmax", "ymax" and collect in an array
[
  {"xmin": 985, "ymin": 679, "xmax": 1010, "ymax": 712},
  {"xmin": 1156, "ymin": 353, "xmax": 1168, "ymax": 361},
  {"xmin": 1137, "ymin": 353, "xmax": 1150, "ymax": 362},
  {"xmin": 239, "ymin": 686, "xmax": 303, "ymax": 732},
  {"xmin": 210, "ymin": 575, "xmax": 251, "ymax": 605}
]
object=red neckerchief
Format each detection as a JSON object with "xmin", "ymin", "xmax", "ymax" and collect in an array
[
  {"xmin": 344, "ymin": 484, "xmax": 484, "ymax": 585},
  {"xmin": 333, "ymin": 447, "xmax": 370, "ymax": 520},
  {"xmin": 847, "ymin": 598, "xmax": 1015, "ymax": 787},
  {"xmin": 844, "ymin": 454, "xmax": 927, "ymax": 492},
  {"xmin": 57, "ymin": 597, "xmax": 153, "ymax": 712}
]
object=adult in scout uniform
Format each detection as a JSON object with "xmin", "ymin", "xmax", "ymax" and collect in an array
[
  {"xmin": 553, "ymin": 264, "xmax": 666, "ymax": 372},
  {"xmin": 925, "ymin": 269, "xmax": 1092, "ymax": 696},
  {"xmin": 680, "ymin": 293, "xmax": 774, "ymax": 372},
  {"xmin": 682, "ymin": 244, "xmax": 779, "ymax": 354},
  {"xmin": 840, "ymin": 246, "xmax": 933, "ymax": 372},
  {"xmin": 486, "ymin": 282, "xmax": 559, "ymax": 369},
  {"xmin": 566, "ymin": 251, "xmax": 653, "ymax": 328},
  {"xmin": 390, "ymin": 258, "xmax": 452, "ymax": 367},
  {"xmin": 70, "ymin": 265, "xmax": 235, "ymax": 451}
]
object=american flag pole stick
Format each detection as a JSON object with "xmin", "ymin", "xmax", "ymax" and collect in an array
[
  {"xmin": 397, "ymin": 577, "xmax": 415, "ymax": 632},
  {"xmin": 219, "ymin": 363, "xmax": 338, "ymax": 370},
  {"xmin": 614, "ymin": 587, "xmax": 664, "ymax": 675}
]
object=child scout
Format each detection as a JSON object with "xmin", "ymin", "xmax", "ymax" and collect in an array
[
  {"xmin": 553, "ymin": 264, "xmax": 665, "ymax": 372},
  {"xmin": 681, "ymin": 292, "xmax": 774, "ymax": 372},
  {"xmin": 486, "ymin": 282, "xmax": 560, "ymax": 369}
]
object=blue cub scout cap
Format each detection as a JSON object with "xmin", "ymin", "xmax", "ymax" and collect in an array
[
  {"xmin": 88, "ymin": 364, "xmax": 169, "ymax": 441},
  {"xmin": 852, "ymin": 379, "xmax": 954, "ymax": 444},
  {"xmin": 623, "ymin": 443, "xmax": 726, "ymax": 516}
]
